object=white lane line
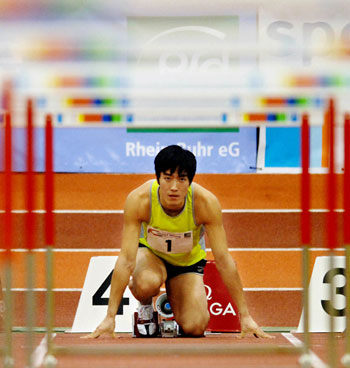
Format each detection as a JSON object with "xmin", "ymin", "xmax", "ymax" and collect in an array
[
  {"xmin": 282, "ymin": 332, "xmax": 328, "ymax": 368},
  {"xmin": 10, "ymin": 288, "xmax": 83, "ymax": 292},
  {"xmin": 243, "ymin": 287, "xmax": 302, "ymax": 291},
  {"xmin": 0, "ymin": 208, "xmax": 345, "ymax": 214},
  {"xmin": 1, "ymin": 247, "xmax": 346, "ymax": 252},
  {"xmin": 9, "ymin": 287, "xmax": 301, "ymax": 292},
  {"xmin": 28, "ymin": 333, "xmax": 57, "ymax": 368},
  {"xmin": 0, "ymin": 209, "xmax": 124, "ymax": 214},
  {"xmin": 0, "ymin": 248, "xmax": 120, "ymax": 252}
]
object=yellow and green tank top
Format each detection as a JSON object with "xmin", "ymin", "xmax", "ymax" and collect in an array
[{"xmin": 139, "ymin": 180, "xmax": 206, "ymax": 266}]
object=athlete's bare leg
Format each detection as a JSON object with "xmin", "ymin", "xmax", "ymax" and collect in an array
[
  {"xmin": 129, "ymin": 248, "xmax": 167, "ymax": 304},
  {"xmin": 166, "ymin": 273, "xmax": 209, "ymax": 336}
]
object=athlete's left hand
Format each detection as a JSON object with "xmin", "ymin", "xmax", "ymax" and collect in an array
[{"xmin": 238, "ymin": 314, "xmax": 275, "ymax": 339}]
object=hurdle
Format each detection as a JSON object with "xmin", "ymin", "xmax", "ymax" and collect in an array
[
  {"xmin": 33, "ymin": 117, "xmax": 305, "ymax": 366},
  {"xmin": 44, "ymin": 113, "xmax": 57, "ymax": 368},
  {"xmin": 300, "ymin": 112, "xmax": 311, "ymax": 366},
  {"xmin": 1, "ymin": 80, "xmax": 14, "ymax": 367},
  {"xmin": 326, "ymin": 99, "xmax": 337, "ymax": 368},
  {"xmin": 37, "ymin": 132, "xmax": 304, "ymax": 365},
  {"xmin": 2, "ymin": 112, "xmax": 14, "ymax": 368},
  {"xmin": 344, "ymin": 112, "xmax": 350, "ymax": 367},
  {"xmin": 52, "ymin": 343, "xmax": 302, "ymax": 356},
  {"xmin": 25, "ymin": 99, "xmax": 37, "ymax": 368}
]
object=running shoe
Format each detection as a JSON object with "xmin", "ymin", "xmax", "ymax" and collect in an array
[{"xmin": 136, "ymin": 304, "xmax": 158, "ymax": 337}]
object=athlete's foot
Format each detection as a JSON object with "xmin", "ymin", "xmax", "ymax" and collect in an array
[{"xmin": 136, "ymin": 304, "xmax": 158, "ymax": 337}]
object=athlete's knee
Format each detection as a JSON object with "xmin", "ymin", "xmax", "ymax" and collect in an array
[
  {"xmin": 178, "ymin": 310, "xmax": 210, "ymax": 337},
  {"xmin": 130, "ymin": 270, "xmax": 162, "ymax": 299}
]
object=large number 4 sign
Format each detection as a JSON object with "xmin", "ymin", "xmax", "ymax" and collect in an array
[
  {"xmin": 92, "ymin": 270, "xmax": 130, "ymax": 315},
  {"xmin": 71, "ymin": 256, "xmax": 138, "ymax": 333}
]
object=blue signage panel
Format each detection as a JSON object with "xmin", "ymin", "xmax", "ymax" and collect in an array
[
  {"xmin": 0, "ymin": 127, "xmax": 257, "ymax": 173},
  {"xmin": 264, "ymin": 126, "xmax": 322, "ymax": 168}
]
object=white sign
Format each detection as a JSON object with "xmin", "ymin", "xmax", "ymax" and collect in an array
[
  {"xmin": 297, "ymin": 256, "xmax": 347, "ymax": 333},
  {"xmin": 71, "ymin": 256, "xmax": 138, "ymax": 333}
]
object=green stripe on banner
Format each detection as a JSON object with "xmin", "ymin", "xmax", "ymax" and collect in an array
[{"xmin": 126, "ymin": 127, "xmax": 240, "ymax": 133}]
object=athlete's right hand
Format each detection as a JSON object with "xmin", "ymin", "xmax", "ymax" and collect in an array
[{"xmin": 81, "ymin": 315, "xmax": 116, "ymax": 339}]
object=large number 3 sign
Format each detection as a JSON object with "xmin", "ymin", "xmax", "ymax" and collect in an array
[
  {"xmin": 321, "ymin": 267, "xmax": 346, "ymax": 317},
  {"xmin": 297, "ymin": 256, "xmax": 348, "ymax": 333}
]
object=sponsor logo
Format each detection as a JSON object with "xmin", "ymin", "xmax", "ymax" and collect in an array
[
  {"xmin": 131, "ymin": 17, "xmax": 239, "ymax": 75},
  {"xmin": 209, "ymin": 302, "xmax": 237, "ymax": 316},
  {"xmin": 204, "ymin": 284, "xmax": 237, "ymax": 316},
  {"xmin": 147, "ymin": 228, "xmax": 182, "ymax": 238},
  {"xmin": 204, "ymin": 284, "xmax": 213, "ymax": 300}
]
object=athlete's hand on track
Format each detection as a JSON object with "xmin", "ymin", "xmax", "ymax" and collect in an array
[
  {"xmin": 238, "ymin": 314, "xmax": 275, "ymax": 339},
  {"xmin": 81, "ymin": 315, "xmax": 116, "ymax": 339}
]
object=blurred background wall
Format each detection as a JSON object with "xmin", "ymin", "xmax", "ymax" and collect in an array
[{"xmin": 0, "ymin": 0, "xmax": 349, "ymax": 173}]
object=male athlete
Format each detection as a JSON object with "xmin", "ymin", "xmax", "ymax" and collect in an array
[{"xmin": 87, "ymin": 145, "xmax": 271, "ymax": 338}]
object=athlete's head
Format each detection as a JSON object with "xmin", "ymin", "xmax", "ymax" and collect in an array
[{"xmin": 154, "ymin": 145, "xmax": 197, "ymax": 184}]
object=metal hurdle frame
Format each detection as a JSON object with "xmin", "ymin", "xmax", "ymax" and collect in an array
[
  {"xmin": 44, "ymin": 114, "xmax": 56, "ymax": 367},
  {"xmin": 2, "ymin": 98, "xmax": 349, "ymax": 367},
  {"xmin": 343, "ymin": 113, "xmax": 350, "ymax": 367},
  {"xmin": 2, "ymin": 112, "xmax": 14, "ymax": 368},
  {"xmin": 41, "ymin": 121, "xmax": 308, "ymax": 365},
  {"xmin": 326, "ymin": 99, "xmax": 337, "ymax": 368},
  {"xmin": 300, "ymin": 112, "xmax": 312, "ymax": 367},
  {"xmin": 25, "ymin": 99, "xmax": 37, "ymax": 368}
]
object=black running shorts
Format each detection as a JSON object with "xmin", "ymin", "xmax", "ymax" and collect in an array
[{"xmin": 138, "ymin": 243, "xmax": 207, "ymax": 280}]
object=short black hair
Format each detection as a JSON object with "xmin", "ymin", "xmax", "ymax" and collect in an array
[{"xmin": 154, "ymin": 145, "xmax": 197, "ymax": 184}]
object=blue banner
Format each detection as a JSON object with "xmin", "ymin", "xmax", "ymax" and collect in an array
[
  {"xmin": 0, "ymin": 127, "xmax": 257, "ymax": 174},
  {"xmin": 265, "ymin": 126, "xmax": 323, "ymax": 168}
]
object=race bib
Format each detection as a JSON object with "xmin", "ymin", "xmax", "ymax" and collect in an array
[{"xmin": 146, "ymin": 226, "xmax": 193, "ymax": 254}]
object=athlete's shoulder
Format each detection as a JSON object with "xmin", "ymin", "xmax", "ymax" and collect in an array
[
  {"xmin": 124, "ymin": 179, "xmax": 153, "ymax": 221},
  {"xmin": 192, "ymin": 182, "xmax": 222, "ymax": 224},
  {"xmin": 192, "ymin": 182, "xmax": 219, "ymax": 203}
]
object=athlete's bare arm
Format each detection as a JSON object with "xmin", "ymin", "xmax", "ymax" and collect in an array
[
  {"xmin": 84, "ymin": 181, "xmax": 152, "ymax": 338},
  {"xmin": 193, "ymin": 183, "xmax": 273, "ymax": 338}
]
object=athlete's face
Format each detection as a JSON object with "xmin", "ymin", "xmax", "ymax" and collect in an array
[{"xmin": 158, "ymin": 169, "xmax": 190, "ymax": 215}]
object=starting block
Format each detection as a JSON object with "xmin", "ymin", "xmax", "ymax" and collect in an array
[
  {"xmin": 155, "ymin": 293, "xmax": 180, "ymax": 338},
  {"xmin": 159, "ymin": 319, "xmax": 179, "ymax": 337}
]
